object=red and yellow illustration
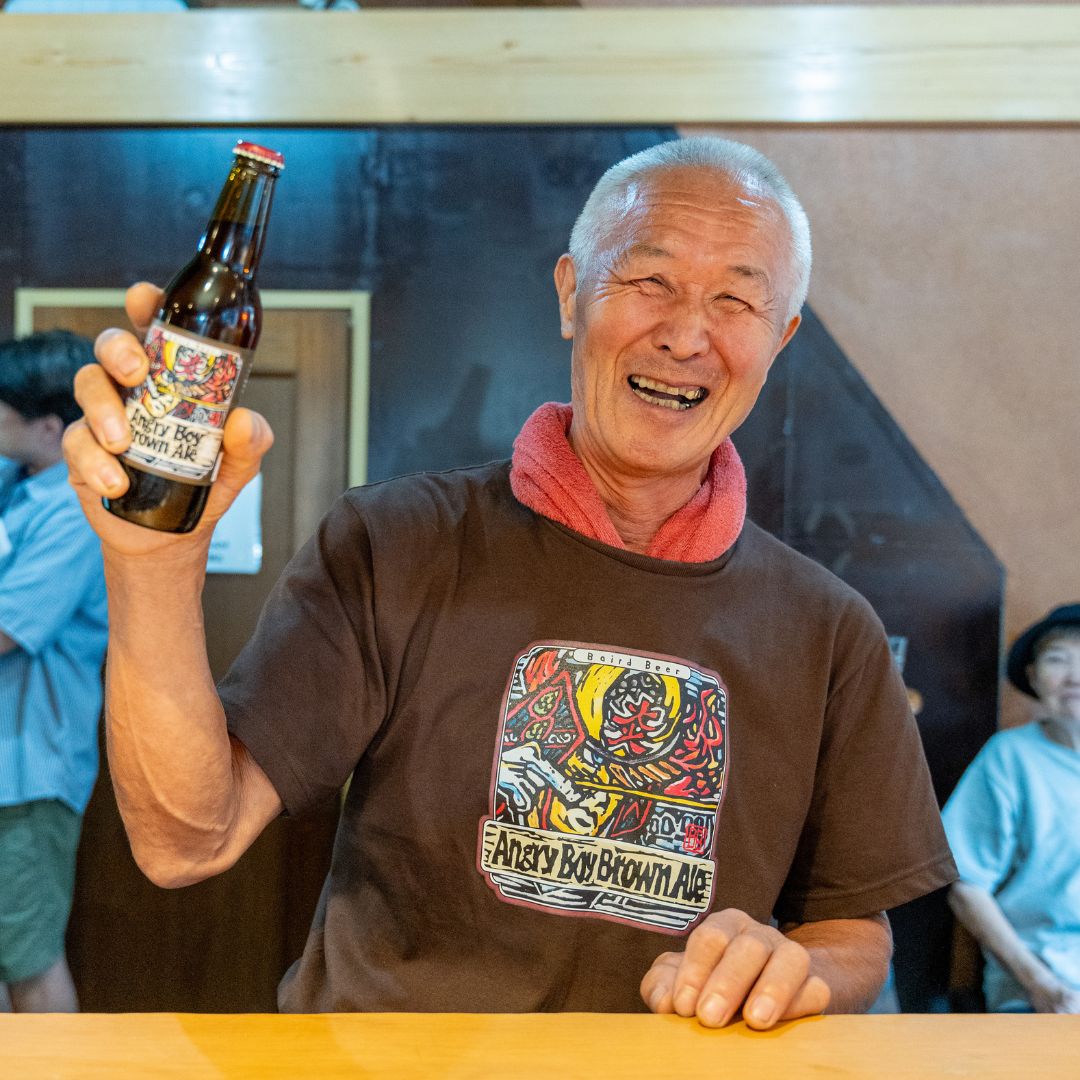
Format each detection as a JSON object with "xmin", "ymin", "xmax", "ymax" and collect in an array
[
  {"xmin": 137, "ymin": 325, "xmax": 241, "ymax": 427},
  {"xmin": 478, "ymin": 642, "xmax": 728, "ymax": 933},
  {"xmin": 120, "ymin": 322, "xmax": 249, "ymax": 482}
]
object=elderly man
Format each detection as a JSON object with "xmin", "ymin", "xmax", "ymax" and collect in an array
[{"xmin": 64, "ymin": 136, "xmax": 953, "ymax": 1027}]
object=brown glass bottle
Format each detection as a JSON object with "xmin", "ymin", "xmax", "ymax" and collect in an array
[{"xmin": 104, "ymin": 141, "xmax": 284, "ymax": 533}]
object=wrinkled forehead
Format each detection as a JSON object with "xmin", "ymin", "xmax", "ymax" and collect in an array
[
  {"xmin": 596, "ymin": 167, "xmax": 791, "ymax": 265},
  {"xmin": 630, "ymin": 165, "xmax": 773, "ymax": 204}
]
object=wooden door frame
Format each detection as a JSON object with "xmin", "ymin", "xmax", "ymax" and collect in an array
[{"xmin": 14, "ymin": 287, "xmax": 370, "ymax": 487}]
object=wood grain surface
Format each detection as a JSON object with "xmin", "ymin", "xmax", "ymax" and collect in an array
[
  {"xmin": 2, "ymin": 8, "xmax": 1080, "ymax": 124},
  {"xmin": 2, "ymin": 1012, "xmax": 1079, "ymax": 1078}
]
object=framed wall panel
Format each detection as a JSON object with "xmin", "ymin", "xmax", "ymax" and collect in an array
[{"xmin": 15, "ymin": 287, "xmax": 370, "ymax": 486}]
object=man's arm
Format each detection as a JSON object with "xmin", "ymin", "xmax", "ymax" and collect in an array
[
  {"xmin": 101, "ymin": 544, "xmax": 283, "ymax": 887},
  {"xmin": 0, "ymin": 630, "xmax": 15, "ymax": 655},
  {"xmin": 640, "ymin": 908, "xmax": 891, "ymax": 1029},
  {"xmin": 949, "ymin": 880, "xmax": 1080, "ymax": 1013},
  {"xmin": 781, "ymin": 912, "xmax": 892, "ymax": 1013},
  {"xmin": 64, "ymin": 283, "xmax": 282, "ymax": 888}
]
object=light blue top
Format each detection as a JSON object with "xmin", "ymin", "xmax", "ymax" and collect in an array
[
  {"xmin": 0, "ymin": 458, "xmax": 107, "ymax": 814},
  {"xmin": 942, "ymin": 721, "xmax": 1080, "ymax": 1011}
]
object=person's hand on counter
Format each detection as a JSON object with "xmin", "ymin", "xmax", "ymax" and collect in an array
[{"xmin": 640, "ymin": 907, "xmax": 892, "ymax": 1030}]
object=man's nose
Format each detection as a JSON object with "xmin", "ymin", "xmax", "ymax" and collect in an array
[{"xmin": 651, "ymin": 299, "xmax": 711, "ymax": 361}]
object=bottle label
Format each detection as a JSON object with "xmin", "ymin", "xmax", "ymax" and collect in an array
[{"xmin": 121, "ymin": 321, "xmax": 252, "ymax": 484}]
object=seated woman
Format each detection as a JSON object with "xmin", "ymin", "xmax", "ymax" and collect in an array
[{"xmin": 943, "ymin": 604, "xmax": 1080, "ymax": 1013}]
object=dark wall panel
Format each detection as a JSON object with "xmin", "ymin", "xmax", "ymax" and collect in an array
[
  {"xmin": 0, "ymin": 130, "xmax": 25, "ymax": 340},
  {"xmin": 367, "ymin": 128, "xmax": 668, "ymax": 479}
]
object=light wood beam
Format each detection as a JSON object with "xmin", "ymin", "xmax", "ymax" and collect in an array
[{"xmin": 0, "ymin": 7, "xmax": 1078, "ymax": 125}]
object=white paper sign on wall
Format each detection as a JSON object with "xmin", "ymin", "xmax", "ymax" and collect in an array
[{"xmin": 207, "ymin": 472, "xmax": 263, "ymax": 575}]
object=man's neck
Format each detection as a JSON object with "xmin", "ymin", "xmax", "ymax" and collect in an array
[{"xmin": 575, "ymin": 455, "xmax": 707, "ymax": 554}]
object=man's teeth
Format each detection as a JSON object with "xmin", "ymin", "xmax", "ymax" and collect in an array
[{"xmin": 628, "ymin": 376, "xmax": 707, "ymax": 410}]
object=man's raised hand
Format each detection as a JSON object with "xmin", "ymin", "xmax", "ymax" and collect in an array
[{"xmin": 63, "ymin": 282, "xmax": 273, "ymax": 557}]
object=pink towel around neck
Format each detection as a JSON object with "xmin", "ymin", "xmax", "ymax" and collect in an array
[{"xmin": 509, "ymin": 402, "xmax": 746, "ymax": 563}]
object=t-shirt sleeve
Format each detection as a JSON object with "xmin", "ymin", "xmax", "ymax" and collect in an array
[
  {"xmin": 220, "ymin": 494, "xmax": 388, "ymax": 817},
  {"xmin": 774, "ymin": 605, "xmax": 958, "ymax": 924},
  {"xmin": 0, "ymin": 499, "xmax": 104, "ymax": 655},
  {"xmin": 940, "ymin": 738, "xmax": 1017, "ymax": 893}
]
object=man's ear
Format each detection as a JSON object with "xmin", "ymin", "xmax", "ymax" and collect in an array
[
  {"xmin": 554, "ymin": 254, "xmax": 578, "ymax": 341},
  {"xmin": 777, "ymin": 313, "xmax": 801, "ymax": 356},
  {"xmin": 761, "ymin": 313, "xmax": 801, "ymax": 378}
]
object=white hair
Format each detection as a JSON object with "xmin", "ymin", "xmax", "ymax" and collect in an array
[{"xmin": 568, "ymin": 136, "xmax": 812, "ymax": 321}]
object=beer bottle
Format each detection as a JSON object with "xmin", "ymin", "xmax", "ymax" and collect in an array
[{"xmin": 104, "ymin": 140, "xmax": 284, "ymax": 533}]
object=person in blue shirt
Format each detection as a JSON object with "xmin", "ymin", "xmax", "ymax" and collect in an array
[
  {"xmin": 943, "ymin": 604, "xmax": 1080, "ymax": 1013},
  {"xmin": 0, "ymin": 330, "xmax": 107, "ymax": 1012}
]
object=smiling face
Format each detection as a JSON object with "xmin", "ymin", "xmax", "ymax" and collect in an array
[
  {"xmin": 556, "ymin": 166, "xmax": 801, "ymax": 489},
  {"xmin": 1028, "ymin": 631, "xmax": 1080, "ymax": 725}
]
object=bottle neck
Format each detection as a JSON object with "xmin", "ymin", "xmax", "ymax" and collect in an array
[{"xmin": 198, "ymin": 161, "xmax": 279, "ymax": 278}]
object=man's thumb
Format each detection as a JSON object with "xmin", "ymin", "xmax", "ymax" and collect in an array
[{"xmin": 202, "ymin": 408, "xmax": 274, "ymax": 525}]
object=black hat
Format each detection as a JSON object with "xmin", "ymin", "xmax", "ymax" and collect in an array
[{"xmin": 1006, "ymin": 603, "xmax": 1080, "ymax": 698}]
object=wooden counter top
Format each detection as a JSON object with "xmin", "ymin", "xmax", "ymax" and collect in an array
[{"xmin": 2, "ymin": 1011, "xmax": 1078, "ymax": 1078}]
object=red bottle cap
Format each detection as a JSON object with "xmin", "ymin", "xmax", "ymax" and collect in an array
[{"xmin": 233, "ymin": 141, "xmax": 285, "ymax": 170}]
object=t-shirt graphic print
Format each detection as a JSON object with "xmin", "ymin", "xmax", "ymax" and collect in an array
[{"xmin": 478, "ymin": 641, "xmax": 729, "ymax": 933}]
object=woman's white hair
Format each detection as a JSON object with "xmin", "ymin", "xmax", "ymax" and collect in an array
[{"xmin": 568, "ymin": 136, "xmax": 812, "ymax": 321}]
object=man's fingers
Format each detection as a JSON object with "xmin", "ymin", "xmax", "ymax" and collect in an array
[
  {"xmin": 88, "ymin": 283, "xmax": 163, "ymax": 390},
  {"xmin": 93, "ymin": 328, "xmax": 149, "ymax": 388},
  {"xmin": 641, "ymin": 909, "xmax": 827, "ymax": 1031},
  {"xmin": 669, "ymin": 911, "xmax": 756, "ymax": 1019},
  {"xmin": 219, "ymin": 407, "xmax": 274, "ymax": 473},
  {"xmin": 125, "ymin": 281, "xmax": 165, "ymax": 339},
  {"xmin": 200, "ymin": 408, "xmax": 275, "ymax": 526},
  {"xmin": 66, "ymin": 392, "xmax": 272, "ymax": 537},
  {"xmin": 640, "ymin": 951, "xmax": 681, "ymax": 1014},
  {"xmin": 73, "ymin": 361, "xmax": 132, "ymax": 454},
  {"xmin": 776, "ymin": 974, "xmax": 831, "ymax": 1023},
  {"xmin": 77, "ymin": 282, "xmax": 163, "ymax": 454},
  {"xmin": 63, "ymin": 419, "xmax": 129, "ymax": 499},
  {"xmin": 688, "ymin": 927, "xmax": 776, "ymax": 1027},
  {"xmin": 738, "ymin": 937, "xmax": 813, "ymax": 1029}
]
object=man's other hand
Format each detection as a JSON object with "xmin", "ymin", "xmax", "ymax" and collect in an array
[{"xmin": 640, "ymin": 907, "xmax": 831, "ymax": 1029}]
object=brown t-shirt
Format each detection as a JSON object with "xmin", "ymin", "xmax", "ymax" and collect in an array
[{"xmin": 221, "ymin": 461, "xmax": 956, "ymax": 1012}]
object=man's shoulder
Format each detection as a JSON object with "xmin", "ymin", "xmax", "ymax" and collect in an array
[
  {"xmin": 338, "ymin": 459, "xmax": 518, "ymax": 540},
  {"xmin": 735, "ymin": 518, "xmax": 880, "ymax": 622},
  {"xmin": 346, "ymin": 458, "xmax": 510, "ymax": 508}
]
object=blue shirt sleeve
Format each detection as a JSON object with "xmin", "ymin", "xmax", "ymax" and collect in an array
[
  {"xmin": 0, "ymin": 497, "xmax": 105, "ymax": 656},
  {"xmin": 941, "ymin": 734, "xmax": 1020, "ymax": 893}
]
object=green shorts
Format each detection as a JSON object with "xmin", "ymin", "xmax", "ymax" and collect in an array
[{"xmin": 0, "ymin": 800, "xmax": 82, "ymax": 984}]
